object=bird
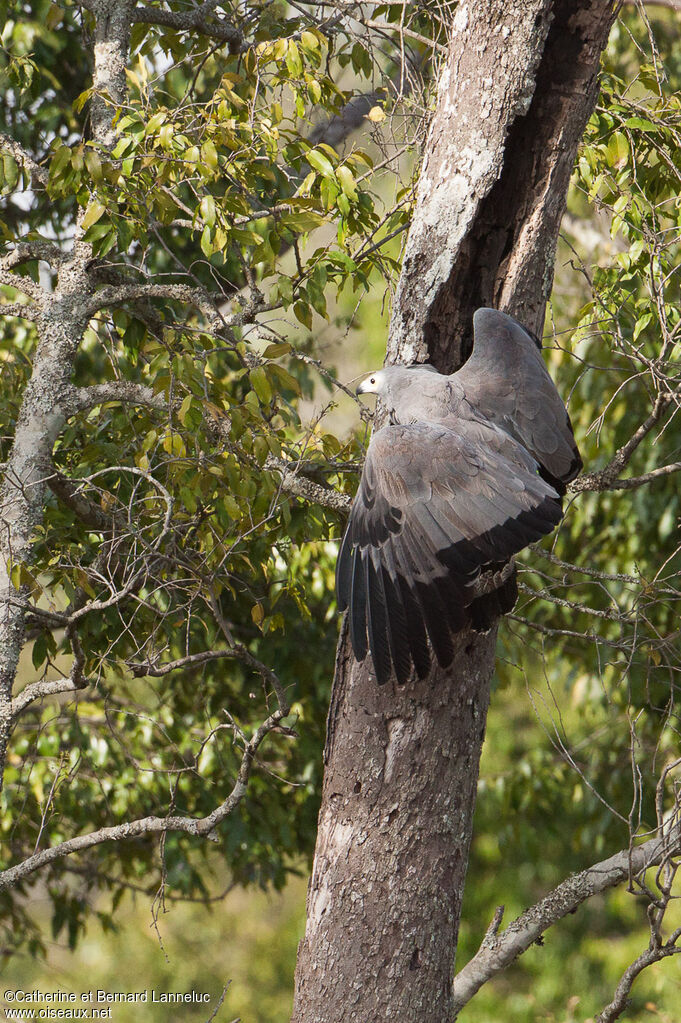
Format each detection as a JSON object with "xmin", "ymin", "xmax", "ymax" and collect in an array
[{"xmin": 335, "ymin": 307, "xmax": 582, "ymax": 685}]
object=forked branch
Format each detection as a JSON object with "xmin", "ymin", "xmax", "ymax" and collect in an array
[{"xmin": 450, "ymin": 827, "xmax": 681, "ymax": 1018}]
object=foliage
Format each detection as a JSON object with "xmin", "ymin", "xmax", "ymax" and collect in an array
[{"xmin": 0, "ymin": 0, "xmax": 430, "ymax": 956}]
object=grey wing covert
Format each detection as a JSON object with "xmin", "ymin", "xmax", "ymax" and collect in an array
[
  {"xmin": 456, "ymin": 308, "xmax": 582, "ymax": 494},
  {"xmin": 336, "ymin": 419, "xmax": 563, "ymax": 684}
]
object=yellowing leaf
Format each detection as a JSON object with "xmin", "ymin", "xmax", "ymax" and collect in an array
[
  {"xmin": 367, "ymin": 106, "xmax": 385, "ymax": 123},
  {"xmin": 202, "ymin": 140, "xmax": 219, "ymax": 170},
  {"xmin": 80, "ymin": 201, "xmax": 106, "ymax": 231},
  {"xmin": 162, "ymin": 431, "xmax": 186, "ymax": 458}
]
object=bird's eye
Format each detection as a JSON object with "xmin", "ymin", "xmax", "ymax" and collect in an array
[{"xmin": 370, "ymin": 377, "xmax": 376, "ymax": 384}]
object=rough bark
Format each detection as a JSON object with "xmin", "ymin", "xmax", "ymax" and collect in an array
[
  {"xmin": 292, "ymin": 623, "xmax": 497, "ymax": 1021},
  {"xmin": 292, "ymin": 2, "xmax": 618, "ymax": 1020},
  {"xmin": 390, "ymin": 0, "xmax": 620, "ymax": 365}
]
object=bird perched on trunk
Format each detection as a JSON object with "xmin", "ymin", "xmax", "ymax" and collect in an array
[{"xmin": 336, "ymin": 307, "xmax": 582, "ymax": 685}]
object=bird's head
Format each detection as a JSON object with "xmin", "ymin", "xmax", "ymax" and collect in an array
[
  {"xmin": 357, "ymin": 364, "xmax": 438, "ymax": 400},
  {"xmin": 356, "ymin": 369, "xmax": 388, "ymax": 397},
  {"xmin": 356, "ymin": 365, "xmax": 442, "ymax": 421}
]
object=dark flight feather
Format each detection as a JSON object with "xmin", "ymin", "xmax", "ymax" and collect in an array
[{"xmin": 338, "ymin": 307, "xmax": 581, "ymax": 684}]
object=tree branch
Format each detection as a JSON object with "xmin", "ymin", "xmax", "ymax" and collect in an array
[
  {"xmin": 11, "ymin": 678, "xmax": 81, "ymax": 721},
  {"xmin": 0, "ymin": 706, "xmax": 287, "ymax": 892},
  {"xmin": 595, "ymin": 943, "xmax": 681, "ymax": 1023},
  {"xmin": 0, "ymin": 301, "xmax": 39, "ymax": 321},
  {"xmin": 0, "ymin": 132, "xmax": 49, "ymax": 188},
  {"xmin": 266, "ymin": 456, "xmax": 352, "ymax": 513},
  {"xmin": 578, "ymin": 460, "xmax": 681, "ymax": 492},
  {"xmin": 635, "ymin": 0, "xmax": 681, "ymax": 9},
  {"xmin": 0, "ymin": 267, "xmax": 46, "ymax": 303},
  {"xmin": 80, "ymin": 281, "xmax": 275, "ymax": 334},
  {"xmin": 1, "ymin": 242, "xmax": 65, "ymax": 269},
  {"xmin": 70, "ymin": 381, "xmax": 168, "ymax": 414},
  {"xmin": 131, "ymin": 1, "xmax": 245, "ymax": 51},
  {"xmin": 570, "ymin": 395, "xmax": 673, "ymax": 493},
  {"xmin": 450, "ymin": 828, "xmax": 681, "ymax": 1018},
  {"xmin": 48, "ymin": 467, "xmax": 122, "ymax": 532},
  {"xmin": 129, "ymin": 643, "xmax": 290, "ymax": 714}
]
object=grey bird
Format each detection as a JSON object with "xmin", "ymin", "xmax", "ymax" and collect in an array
[{"xmin": 336, "ymin": 307, "xmax": 582, "ymax": 685}]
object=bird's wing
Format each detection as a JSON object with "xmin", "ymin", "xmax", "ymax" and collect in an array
[
  {"xmin": 454, "ymin": 308, "xmax": 582, "ymax": 491},
  {"xmin": 336, "ymin": 420, "xmax": 562, "ymax": 685}
]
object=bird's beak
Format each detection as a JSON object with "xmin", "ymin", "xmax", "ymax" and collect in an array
[{"xmin": 356, "ymin": 381, "xmax": 367, "ymax": 396}]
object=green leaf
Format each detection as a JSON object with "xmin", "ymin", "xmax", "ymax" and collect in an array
[
  {"xmin": 201, "ymin": 140, "xmax": 219, "ymax": 170},
  {"xmin": 201, "ymin": 224, "xmax": 215, "ymax": 258},
  {"xmin": 49, "ymin": 145, "xmax": 72, "ymax": 183},
  {"xmin": 1, "ymin": 153, "xmax": 19, "ymax": 193},
  {"xmin": 263, "ymin": 342, "xmax": 292, "ymax": 358},
  {"xmin": 249, "ymin": 366, "xmax": 273, "ymax": 404},
  {"xmin": 624, "ymin": 116, "xmax": 656, "ymax": 132},
  {"xmin": 73, "ymin": 88, "xmax": 93, "ymax": 114},
  {"xmin": 307, "ymin": 149, "xmax": 335, "ymax": 179},
  {"xmin": 336, "ymin": 165, "xmax": 357, "ymax": 199},
  {"xmin": 200, "ymin": 194, "xmax": 216, "ymax": 227},
  {"xmin": 280, "ymin": 211, "xmax": 325, "ymax": 233},
  {"xmin": 301, "ymin": 30, "xmax": 319, "ymax": 50},
  {"xmin": 293, "ymin": 301, "xmax": 313, "ymax": 330}
]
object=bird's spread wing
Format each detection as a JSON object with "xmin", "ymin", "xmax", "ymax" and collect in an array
[
  {"xmin": 336, "ymin": 420, "xmax": 562, "ymax": 684},
  {"xmin": 455, "ymin": 308, "xmax": 582, "ymax": 491}
]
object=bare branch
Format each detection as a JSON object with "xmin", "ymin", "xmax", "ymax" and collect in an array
[
  {"xmin": 129, "ymin": 643, "xmax": 290, "ymax": 715},
  {"xmin": 82, "ymin": 282, "xmax": 223, "ymax": 321},
  {"xmin": 634, "ymin": 0, "xmax": 681, "ymax": 9},
  {"xmin": 80, "ymin": 281, "xmax": 275, "ymax": 335},
  {"xmin": 0, "ymin": 706, "xmax": 287, "ymax": 892},
  {"xmin": 450, "ymin": 828, "xmax": 681, "ymax": 1018},
  {"xmin": 0, "ymin": 132, "xmax": 49, "ymax": 188},
  {"xmin": 365, "ymin": 19, "xmax": 448, "ymax": 53},
  {"xmin": 48, "ymin": 468, "xmax": 119, "ymax": 532},
  {"xmin": 70, "ymin": 381, "xmax": 168, "ymax": 414},
  {"xmin": 131, "ymin": 1, "xmax": 245, "ymax": 51},
  {"xmin": 266, "ymin": 456, "xmax": 352, "ymax": 513},
  {"xmin": 570, "ymin": 395, "xmax": 672, "ymax": 493},
  {"xmin": 0, "ymin": 301, "xmax": 39, "ymax": 321},
  {"xmin": 595, "ymin": 943, "xmax": 681, "ymax": 1023},
  {"xmin": 573, "ymin": 460, "xmax": 681, "ymax": 492},
  {"xmin": 0, "ymin": 268, "xmax": 46, "ymax": 303},
  {"xmin": 11, "ymin": 678, "xmax": 81, "ymax": 721},
  {"xmin": 1, "ymin": 242, "xmax": 64, "ymax": 269}
]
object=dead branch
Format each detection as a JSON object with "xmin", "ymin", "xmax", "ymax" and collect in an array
[
  {"xmin": 595, "ymin": 942, "xmax": 681, "ymax": 1023},
  {"xmin": 450, "ymin": 827, "xmax": 681, "ymax": 1018}
]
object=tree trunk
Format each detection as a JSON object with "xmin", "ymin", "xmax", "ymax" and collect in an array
[
  {"xmin": 291, "ymin": 3, "xmax": 618, "ymax": 1020},
  {"xmin": 0, "ymin": 0, "xmax": 133, "ymax": 793}
]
